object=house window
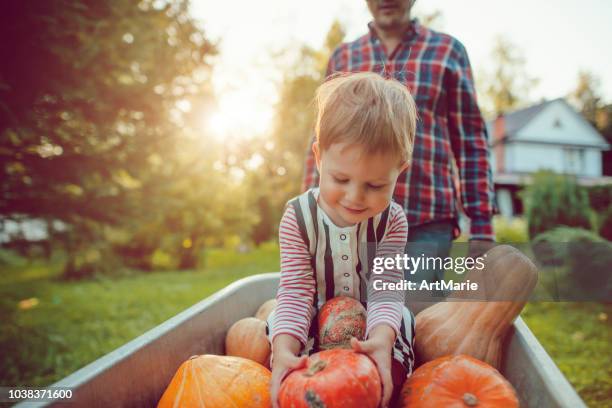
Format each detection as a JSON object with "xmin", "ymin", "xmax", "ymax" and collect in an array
[
  {"xmin": 563, "ymin": 147, "xmax": 585, "ymax": 174},
  {"xmin": 553, "ymin": 118, "xmax": 562, "ymax": 128}
]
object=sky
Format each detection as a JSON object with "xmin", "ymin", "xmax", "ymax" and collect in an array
[{"xmin": 189, "ymin": 0, "xmax": 612, "ymax": 138}]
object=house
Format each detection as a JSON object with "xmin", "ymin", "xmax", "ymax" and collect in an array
[{"xmin": 488, "ymin": 98, "xmax": 611, "ymax": 218}]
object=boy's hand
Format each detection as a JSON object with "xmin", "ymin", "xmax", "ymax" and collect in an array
[
  {"xmin": 271, "ymin": 349, "xmax": 307, "ymax": 408},
  {"xmin": 350, "ymin": 325, "xmax": 396, "ymax": 408}
]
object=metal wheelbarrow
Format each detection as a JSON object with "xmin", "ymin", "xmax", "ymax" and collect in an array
[{"xmin": 18, "ymin": 273, "xmax": 586, "ymax": 408}]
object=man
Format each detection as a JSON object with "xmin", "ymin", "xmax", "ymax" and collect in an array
[{"xmin": 302, "ymin": 0, "xmax": 496, "ymax": 300}]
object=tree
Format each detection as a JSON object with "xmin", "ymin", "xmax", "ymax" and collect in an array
[
  {"xmin": 567, "ymin": 71, "xmax": 612, "ymax": 175},
  {"xmin": 0, "ymin": 0, "xmax": 255, "ymax": 275},
  {"xmin": 1, "ymin": 1, "xmax": 210, "ymax": 220},
  {"xmin": 413, "ymin": 9, "xmax": 444, "ymax": 30},
  {"xmin": 570, "ymin": 70, "xmax": 602, "ymax": 125},
  {"xmin": 245, "ymin": 21, "xmax": 346, "ymax": 244},
  {"xmin": 595, "ymin": 104, "xmax": 612, "ymax": 151},
  {"xmin": 478, "ymin": 36, "xmax": 539, "ymax": 117},
  {"xmin": 568, "ymin": 70, "xmax": 611, "ymax": 144}
]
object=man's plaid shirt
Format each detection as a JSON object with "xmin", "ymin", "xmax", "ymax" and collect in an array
[{"xmin": 302, "ymin": 19, "xmax": 495, "ymax": 240}]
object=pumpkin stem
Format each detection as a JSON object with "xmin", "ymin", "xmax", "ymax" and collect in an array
[
  {"xmin": 304, "ymin": 359, "xmax": 327, "ymax": 377},
  {"xmin": 462, "ymin": 393, "xmax": 479, "ymax": 406}
]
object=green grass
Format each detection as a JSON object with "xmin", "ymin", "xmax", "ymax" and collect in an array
[
  {"xmin": 522, "ymin": 302, "xmax": 612, "ymax": 407},
  {"xmin": 1, "ymin": 244, "xmax": 610, "ymax": 407},
  {"xmin": 0, "ymin": 244, "xmax": 279, "ymax": 387}
]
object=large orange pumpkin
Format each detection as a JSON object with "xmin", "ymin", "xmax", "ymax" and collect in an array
[
  {"xmin": 157, "ymin": 354, "xmax": 271, "ymax": 408},
  {"xmin": 278, "ymin": 349, "xmax": 381, "ymax": 408},
  {"xmin": 415, "ymin": 245, "xmax": 538, "ymax": 368},
  {"xmin": 255, "ymin": 299, "xmax": 277, "ymax": 320},
  {"xmin": 225, "ymin": 317, "xmax": 271, "ymax": 367},
  {"xmin": 399, "ymin": 355, "xmax": 519, "ymax": 408},
  {"xmin": 318, "ymin": 296, "xmax": 366, "ymax": 349}
]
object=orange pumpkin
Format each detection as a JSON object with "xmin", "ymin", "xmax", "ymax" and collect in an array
[
  {"xmin": 225, "ymin": 317, "xmax": 271, "ymax": 367},
  {"xmin": 318, "ymin": 296, "xmax": 366, "ymax": 349},
  {"xmin": 279, "ymin": 349, "xmax": 381, "ymax": 408},
  {"xmin": 415, "ymin": 245, "xmax": 538, "ymax": 368},
  {"xmin": 157, "ymin": 354, "xmax": 271, "ymax": 408},
  {"xmin": 255, "ymin": 299, "xmax": 277, "ymax": 320},
  {"xmin": 399, "ymin": 355, "xmax": 519, "ymax": 408}
]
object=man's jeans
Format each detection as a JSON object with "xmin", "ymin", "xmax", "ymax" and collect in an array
[{"xmin": 403, "ymin": 219, "xmax": 454, "ymax": 307}]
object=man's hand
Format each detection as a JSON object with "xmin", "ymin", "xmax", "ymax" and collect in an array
[
  {"xmin": 350, "ymin": 325, "xmax": 396, "ymax": 408},
  {"xmin": 468, "ymin": 239, "xmax": 496, "ymax": 258}
]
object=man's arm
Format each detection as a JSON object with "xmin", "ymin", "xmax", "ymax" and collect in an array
[{"xmin": 446, "ymin": 40, "xmax": 496, "ymax": 241}]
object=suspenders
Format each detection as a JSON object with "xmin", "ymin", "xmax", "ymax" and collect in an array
[
  {"xmin": 286, "ymin": 189, "xmax": 391, "ymax": 303},
  {"xmin": 285, "ymin": 189, "xmax": 393, "ymax": 356},
  {"xmin": 287, "ymin": 190, "xmax": 321, "ymax": 351}
]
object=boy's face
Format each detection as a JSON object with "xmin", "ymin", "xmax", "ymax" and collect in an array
[{"xmin": 314, "ymin": 141, "xmax": 408, "ymax": 227}]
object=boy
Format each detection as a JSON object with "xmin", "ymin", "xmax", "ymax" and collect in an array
[{"xmin": 269, "ymin": 72, "xmax": 417, "ymax": 408}]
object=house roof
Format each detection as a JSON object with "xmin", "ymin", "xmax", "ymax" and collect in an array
[
  {"xmin": 501, "ymin": 98, "xmax": 559, "ymax": 136},
  {"xmin": 488, "ymin": 98, "xmax": 609, "ymax": 149}
]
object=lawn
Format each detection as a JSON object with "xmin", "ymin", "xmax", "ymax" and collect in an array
[
  {"xmin": 1, "ymin": 244, "xmax": 610, "ymax": 407},
  {"xmin": 522, "ymin": 302, "xmax": 612, "ymax": 407},
  {"xmin": 0, "ymin": 244, "xmax": 279, "ymax": 387}
]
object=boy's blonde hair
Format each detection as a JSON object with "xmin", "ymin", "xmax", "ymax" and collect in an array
[{"xmin": 314, "ymin": 72, "xmax": 417, "ymax": 165}]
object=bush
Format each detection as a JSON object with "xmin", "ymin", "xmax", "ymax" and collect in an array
[
  {"xmin": 587, "ymin": 184, "xmax": 612, "ymax": 213},
  {"xmin": 532, "ymin": 227, "xmax": 604, "ymax": 266},
  {"xmin": 0, "ymin": 249, "xmax": 28, "ymax": 267},
  {"xmin": 598, "ymin": 206, "xmax": 612, "ymax": 241},
  {"xmin": 523, "ymin": 171, "xmax": 593, "ymax": 239},
  {"xmin": 532, "ymin": 227, "xmax": 612, "ymax": 300},
  {"xmin": 493, "ymin": 216, "xmax": 528, "ymax": 243},
  {"xmin": 566, "ymin": 234, "xmax": 612, "ymax": 298},
  {"xmin": 531, "ymin": 227, "xmax": 601, "ymax": 266},
  {"xmin": 60, "ymin": 221, "xmax": 125, "ymax": 280},
  {"xmin": 63, "ymin": 241, "xmax": 124, "ymax": 280}
]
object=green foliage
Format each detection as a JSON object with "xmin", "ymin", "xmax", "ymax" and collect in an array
[
  {"xmin": 523, "ymin": 171, "xmax": 593, "ymax": 239},
  {"xmin": 595, "ymin": 104, "xmax": 612, "ymax": 146},
  {"xmin": 531, "ymin": 227, "xmax": 604, "ymax": 266},
  {"xmin": 565, "ymin": 233, "xmax": 612, "ymax": 298},
  {"xmin": 1, "ymin": 0, "xmax": 214, "ymax": 221},
  {"xmin": 251, "ymin": 196, "xmax": 274, "ymax": 246},
  {"xmin": 0, "ymin": 1, "xmax": 258, "ymax": 276},
  {"xmin": 587, "ymin": 184, "xmax": 612, "ymax": 214},
  {"xmin": 493, "ymin": 216, "xmax": 528, "ymax": 243},
  {"xmin": 0, "ymin": 246, "xmax": 31, "ymax": 267},
  {"xmin": 478, "ymin": 36, "xmax": 539, "ymax": 116},
  {"xmin": 570, "ymin": 70, "xmax": 603, "ymax": 125},
  {"xmin": 531, "ymin": 227, "xmax": 612, "ymax": 299},
  {"xmin": 599, "ymin": 206, "xmax": 612, "ymax": 241},
  {"xmin": 63, "ymin": 240, "xmax": 124, "ymax": 280},
  {"xmin": 244, "ymin": 21, "xmax": 346, "ymax": 244}
]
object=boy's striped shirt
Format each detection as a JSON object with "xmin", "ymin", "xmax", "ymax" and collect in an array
[{"xmin": 272, "ymin": 189, "xmax": 407, "ymax": 346}]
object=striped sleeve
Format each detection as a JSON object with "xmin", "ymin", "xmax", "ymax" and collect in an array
[
  {"xmin": 271, "ymin": 205, "xmax": 316, "ymax": 346},
  {"xmin": 366, "ymin": 203, "xmax": 408, "ymax": 339}
]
